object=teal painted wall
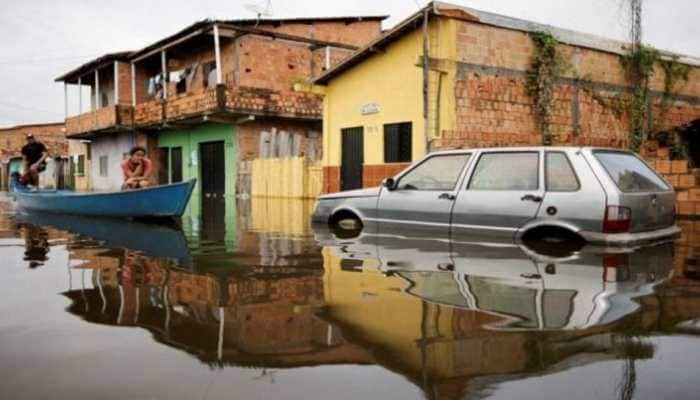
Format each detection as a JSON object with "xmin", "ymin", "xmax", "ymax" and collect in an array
[
  {"xmin": 158, "ymin": 123, "xmax": 237, "ymax": 219},
  {"xmin": 9, "ymin": 158, "xmax": 23, "ymax": 175}
]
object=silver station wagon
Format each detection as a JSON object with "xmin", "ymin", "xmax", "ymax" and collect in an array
[{"xmin": 312, "ymin": 147, "xmax": 680, "ymax": 246}]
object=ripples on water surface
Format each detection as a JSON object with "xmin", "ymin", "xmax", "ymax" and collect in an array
[{"xmin": 1, "ymin": 196, "xmax": 700, "ymax": 400}]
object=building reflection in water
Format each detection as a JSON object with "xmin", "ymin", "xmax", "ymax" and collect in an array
[{"xmin": 13, "ymin": 198, "xmax": 700, "ymax": 400}]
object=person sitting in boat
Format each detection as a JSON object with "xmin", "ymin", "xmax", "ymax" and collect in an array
[
  {"xmin": 21, "ymin": 133, "xmax": 48, "ymax": 190},
  {"xmin": 121, "ymin": 146, "xmax": 153, "ymax": 190}
]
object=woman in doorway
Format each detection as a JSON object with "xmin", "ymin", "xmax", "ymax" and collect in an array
[{"xmin": 121, "ymin": 146, "xmax": 153, "ymax": 190}]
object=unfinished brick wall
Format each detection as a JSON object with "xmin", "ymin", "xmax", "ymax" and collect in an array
[
  {"xmin": 226, "ymin": 86, "xmax": 323, "ymax": 119},
  {"xmin": 236, "ymin": 36, "xmax": 313, "ymax": 92},
  {"xmin": 436, "ymin": 17, "xmax": 700, "ymax": 215},
  {"xmin": 257, "ymin": 20, "xmax": 383, "ymax": 48},
  {"xmin": 0, "ymin": 123, "xmax": 67, "ymax": 162},
  {"xmin": 116, "ymin": 61, "xmax": 132, "ymax": 105}
]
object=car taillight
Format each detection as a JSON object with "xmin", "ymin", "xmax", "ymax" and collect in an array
[{"xmin": 603, "ymin": 206, "xmax": 631, "ymax": 233}]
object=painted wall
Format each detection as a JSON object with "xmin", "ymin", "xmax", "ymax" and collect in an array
[
  {"xmin": 89, "ymin": 133, "xmax": 136, "ymax": 191},
  {"xmin": 322, "ymin": 18, "xmax": 456, "ymax": 169},
  {"xmin": 158, "ymin": 122, "xmax": 237, "ymax": 217},
  {"xmin": 68, "ymin": 139, "xmax": 90, "ymax": 191}
]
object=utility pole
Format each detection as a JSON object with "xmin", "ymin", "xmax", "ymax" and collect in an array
[{"xmin": 629, "ymin": 0, "xmax": 642, "ymax": 49}]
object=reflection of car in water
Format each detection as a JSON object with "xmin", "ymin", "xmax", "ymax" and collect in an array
[
  {"xmin": 314, "ymin": 225, "xmax": 673, "ymax": 331},
  {"xmin": 313, "ymin": 147, "xmax": 679, "ymax": 246}
]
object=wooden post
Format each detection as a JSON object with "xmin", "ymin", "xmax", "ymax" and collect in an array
[
  {"xmin": 161, "ymin": 50, "xmax": 168, "ymax": 99},
  {"xmin": 131, "ymin": 62, "xmax": 136, "ymax": 106},
  {"xmin": 114, "ymin": 61, "xmax": 119, "ymax": 105},
  {"xmin": 94, "ymin": 68, "xmax": 99, "ymax": 126},
  {"xmin": 213, "ymin": 24, "xmax": 223, "ymax": 85},
  {"xmin": 77, "ymin": 76, "xmax": 82, "ymax": 131},
  {"xmin": 63, "ymin": 83, "xmax": 68, "ymax": 119},
  {"xmin": 325, "ymin": 46, "xmax": 331, "ymax": 70}
]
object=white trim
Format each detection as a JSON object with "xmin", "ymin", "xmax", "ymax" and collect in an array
[
  {"xmin": 131, "ymin": 62, "xmax": 136, "ymax": 106},
  {"xmin": 161, "ymin": 50, "xmax": 168, "ymax": 99},
  {"xmin": 77, "ymin": 76, "xmax": 82, "ymax": 114},
  {"xmin": 213, "ymin": 24, "xmax": 223, "ymax": 85},
  {"xmin": 63, "ymin": 83, "xmax": 68, "ymax": 118},
  {"xmin": 114, "ymin": 61, "xmax": 119, "ymax": 105}
]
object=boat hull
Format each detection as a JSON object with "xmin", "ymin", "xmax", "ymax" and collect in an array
[{"xmin": 12, "ymin": 179, "xmax": 196, "ymax": 218}]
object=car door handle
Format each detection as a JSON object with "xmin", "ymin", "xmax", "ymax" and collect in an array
[
  {"xmin": 521, "ymin": 194, "xmax": 542, "ymax": 202},
  {"xmin": 438, "ymin": 193, "xmax": 456, "ymax": 201}
]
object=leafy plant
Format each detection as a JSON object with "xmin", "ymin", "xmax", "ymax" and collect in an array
[{"xmin": 526, "ymin": 32, "xmax": 565, "ymax": 145}]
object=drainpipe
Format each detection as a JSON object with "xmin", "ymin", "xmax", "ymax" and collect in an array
[{"xmin": 422, "ymin": 8, "xmax": 430, "ymax": 155}]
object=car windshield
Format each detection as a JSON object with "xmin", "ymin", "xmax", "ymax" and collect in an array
[
  {"xmin": 397, "ymin": 154, "xmax": 470, "ymax": 191},
  {"xmin": 594, "ymin": 151, "xmax": 670, "ymax": 192}
]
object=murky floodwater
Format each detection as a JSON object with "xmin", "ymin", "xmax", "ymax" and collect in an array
[{"xmin": 1, "ymin": 194, "xmax": 700, "ymax": 400}]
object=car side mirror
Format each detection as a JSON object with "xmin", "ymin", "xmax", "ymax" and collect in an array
[{"xmin": 382, "ymin": 178, "xmax": 396, "ymax": 191}]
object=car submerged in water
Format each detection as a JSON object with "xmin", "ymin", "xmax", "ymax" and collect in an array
[{"xmin": 312, "ymin": 147, "xmax": 681, "ymax": 246}]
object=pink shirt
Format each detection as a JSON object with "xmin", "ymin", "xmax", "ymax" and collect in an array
[{"xmin": 121, "ymin": 158, "xmax": 153, "ymax": 181}]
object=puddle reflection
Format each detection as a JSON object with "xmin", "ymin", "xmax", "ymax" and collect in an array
[{"xmin": 2, "ymin": 197, "xmax": 700, "ymax": 399}]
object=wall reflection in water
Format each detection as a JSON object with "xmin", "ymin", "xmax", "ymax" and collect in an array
[{"xmin": 11, "ymin": 198, "xmax": 700, "ymax": 400}]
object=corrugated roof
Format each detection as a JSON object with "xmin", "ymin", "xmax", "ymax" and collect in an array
[
  {"xmin": 314, "ymin": 1, "xmax": 700, "ymax": 85},
  {"xmin": 55, "ymin": 51, "xmax": 134, "ymax": 83}
]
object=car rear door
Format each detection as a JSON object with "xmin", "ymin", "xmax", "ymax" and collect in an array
[
  {"xmin": 376, "ymin": 153, "xmax": 472, "ymax": 239},
  {"xmin": 451, "ymin": 150, "xmax": 545, "ymax": 240},
  {"xmin": 588, "ymin": 150, "xmax": 675, "ymax": 232}
]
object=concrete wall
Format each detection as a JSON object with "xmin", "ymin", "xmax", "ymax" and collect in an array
[
  {"xmin": 89, "ymin": 133, "xmax": 136, "ymax": 191},
  {"xmin": 158, "ymin": 122, "xmax": 236, "ymax": 216}
]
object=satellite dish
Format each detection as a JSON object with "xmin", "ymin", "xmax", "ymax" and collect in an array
[{"xmin": 244, "ymin": 1, "xmax": 273, "ymax": 18}]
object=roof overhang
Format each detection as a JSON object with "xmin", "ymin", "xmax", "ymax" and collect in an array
[{"xmin": 55, "ymin": 52, "xmax": 134, "ymax": 83}]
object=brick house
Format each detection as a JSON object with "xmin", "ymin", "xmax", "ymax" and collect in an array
[
  {"xmin": 56, "ymin": 16, "xmax": 386, "ymax": 216},
  {"xmin": 0, "ymin": 122, "xmax": 68, "ymax": 190},
  {"xmin": 314, "ymin": 1, "xmax": 700, "ymax": 215}
]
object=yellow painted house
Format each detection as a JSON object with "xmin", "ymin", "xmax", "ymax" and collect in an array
[{"xmin": 315, "ymin": 2, "xmax": 460, "ymax": 192}]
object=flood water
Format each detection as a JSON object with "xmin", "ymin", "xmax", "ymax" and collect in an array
[{"xmin": 1, "ymin": 194, "xmax": 700, "ymax": 400}]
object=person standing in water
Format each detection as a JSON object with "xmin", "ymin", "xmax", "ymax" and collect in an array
[
  {"xmin": 121, "ymin": 146, "xmax": 153, "ymax": 190},
  {"xmin": 20, "ymin": 133, "xmax": 49, "ymax": 189}
]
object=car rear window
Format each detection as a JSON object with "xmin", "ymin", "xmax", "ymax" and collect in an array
[{"xmin": 593, "ymin": 151, "xmax": 670, "ymax": 192}]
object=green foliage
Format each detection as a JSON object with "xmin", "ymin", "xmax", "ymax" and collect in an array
[
  {"xmin": 620, "ymin": 45, "xmax": 659, "ymax": 152},
  {"xmin": 526, "ymin": 31, "xmax": 565, "ymax": 145}
]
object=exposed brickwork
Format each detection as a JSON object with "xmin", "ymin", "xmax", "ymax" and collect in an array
[
  {"xmin": 66, "ymin": 105, "xmax": 133, "ymax": 136},
  {"xmin": 362, "ymin": 163, "xmax": 411, "ymax": 188},
  {"xmin": 256, "ymin": 20, "xmax": 382, "ymax": 48},
  {"xmin": 322, "ymin": 166, "xmax": 340, "ymax": 193},
  {"xmin": 116, "ymin": 61, "xmax": 132, "ymax": 105},
  {"xmin": 437, "ymin": 19, "xmax": 700, "ymax": 151},
  {"xmin": 0, "ymin": 122, "xmax": 67, "ymax": 162},
  {"xmin": 226, "ymin": 86, "xmax": 323, "ymax": 119}
]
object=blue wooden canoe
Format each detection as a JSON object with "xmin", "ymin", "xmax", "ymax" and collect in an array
[{"xmin": 11, "ymin": 178, "xmax": 196, "ymax": 219}]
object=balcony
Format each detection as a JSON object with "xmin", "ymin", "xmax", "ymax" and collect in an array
[
  {"xmin": 65, "ymin": 105, "xmax": 134, "ymax": 138},
  {"xmin": 131, "ymin": 85, "xmax": 323, "ymax": 128}
]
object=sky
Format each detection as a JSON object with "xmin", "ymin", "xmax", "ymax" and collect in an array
[{"xmin": 0, "ymin": 0, "xmax": 698, "ymax": 128}]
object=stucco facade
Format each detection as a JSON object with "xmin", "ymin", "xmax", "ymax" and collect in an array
[{"xmin": 88, "ymin": 133, "xmax": 136, "ymax": 191}]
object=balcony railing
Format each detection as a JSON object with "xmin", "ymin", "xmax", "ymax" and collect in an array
[
  {"xmin": 65, "ymin": 105, "xmax": 133, "ymax": 137},
  {"xmin": 66, "ymin": 86, "xmax": 324, "ymax": 132}
]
